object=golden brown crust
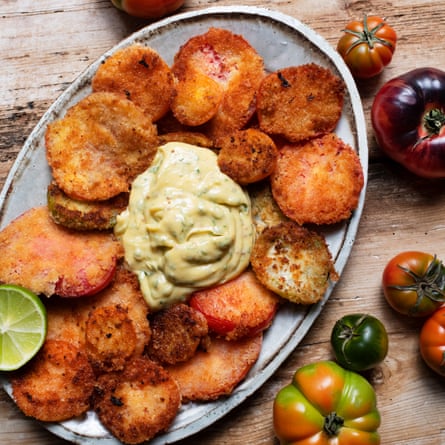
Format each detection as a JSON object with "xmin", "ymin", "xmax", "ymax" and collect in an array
[
  {"xmin": 92, "ymin": 357, "xmax": 181, "ymax": 444},
  {"xmin": 166, "ymin": 334, "xmax": 262, "ymax": 402},
  {"xmin": 11, "ymin": 340, "xmax": 95, "ymax": 422},
  {"xmin": 146, "ymin": 303, "xmax": 208, "ymax": 365},
  {"xmin": 158, "ymin": 130, "xmax": 214, "ymax": 148},
  {"xmin": 47, "ymin": 182, "xmax": 128, "ymax": 231},
  {"xmin": 0, "ymin": 206, "xmax": 122, "ymax": 297},
  {"xmin": 45, "ymin": 92, "xmax": 158, "ymax": 201},
  {"xmin": 85, "ymin": 305, "xmax": 138, "ymax": 374},
  {"xmin": 250, "ymin": 222, "xmax": 337, "ymax": 304},
  {"xmin": 171, "ymin": 27, "xmax": 265, "ymax": 139},
  {"xmin": 92, "ymin": 44, "xmax": 173, "ymax": 122},
  {"xmin": 216, "ymin": 128, "xmax": 278, "ymax": 185},
  {"xmin": 270, "ymin": 133, "xmax": 364, "ymax": 225},
  {"xmin": 257, "ymin": 64, "xmax": 345, "ymax": 143}
]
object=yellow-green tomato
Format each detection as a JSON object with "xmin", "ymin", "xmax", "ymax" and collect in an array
[
  {"xmin": 111, "ymin": 0, "xmax": 184, "ymax": 19},
  {"xmin": 273, "ymin": 361, "xmax": 381, "ymax": 445}
]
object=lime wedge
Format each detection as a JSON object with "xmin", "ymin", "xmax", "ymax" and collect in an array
[{"xmin": 0, "ymin": 284, "xmax": 47, "ymax": 371}]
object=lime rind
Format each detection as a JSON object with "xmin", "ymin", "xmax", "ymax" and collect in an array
[{"xmin": 0, "ymin": 284, "xmax": 47, "ymax": 371}]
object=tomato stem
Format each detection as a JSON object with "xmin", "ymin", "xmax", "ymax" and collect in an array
[
  {"xmin": 391, "ymin": 256, "xmax": 445, "ymax": 314},
  {"xmin": 423, "ymin": 108, "xmax": 445, "ymax": 136},
  {"xmin": 342, "ymin": 15, "xmax": 394, "ymax": 54},
  {"xmin": 324, "ymin": 411, "xmax": 344, "ymax": 436}
]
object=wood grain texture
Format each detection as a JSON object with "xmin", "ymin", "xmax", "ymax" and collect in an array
[{"xmin": 1, "ymin": 0, "xmax": 445, "ymax": 444}]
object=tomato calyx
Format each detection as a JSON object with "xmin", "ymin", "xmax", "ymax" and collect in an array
[
  {"xmin": 342, "ymin": 15, "xmax": 394, "ymax": 55},
  {"xmin": 423, "ymin": 108, "xmax": 445, "ymax": 136},
  {"xmin": 324, "ymin": 411, "xmax": 344, "ymax": 436},
  {"xmin": 390, "ymin": 256, "xmax": 445, "ymax": 313}
]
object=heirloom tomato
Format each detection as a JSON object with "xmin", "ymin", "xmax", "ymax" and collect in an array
[
  {"xmin": 331, "ymin": 314, "xmax": 388, "ymax": 371},
  {"xmin": 371, "ymin": 67, "xmax": 445, "ymax": 178},
  {"xmin": 337, "ymin": 15, "xmax": 396, "ymax": 79},
  {"xmin": 273, "ymin": 361, "xmax": 381, "ymax": 445},
  {"xmin": 419, "ymin": 307, "xmax": 445, "ymax": 376},
  {"xmin": 382, "ymin": 251, "xmax": 445, "ymax": 317},
  {"xmin": 111, "ymin": 0, "xmax": 184, "ymax": 19}
]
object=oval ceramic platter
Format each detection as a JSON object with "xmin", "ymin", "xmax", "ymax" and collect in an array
[{"xmin": 0, "ymin": 5, "xmax": 368, "ymax": 445}]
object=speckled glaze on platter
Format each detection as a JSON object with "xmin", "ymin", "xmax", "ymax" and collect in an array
[{"xmin": 0, "ymin": 6, "xmax": 368, "ymax": 444}]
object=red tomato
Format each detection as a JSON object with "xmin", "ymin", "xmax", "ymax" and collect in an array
[
  {"xmin": 111, "ymin": 0, "xmax": 184, "ymax": 19},
  {"xmin": 382, "ymin": 251, "xmax": 445, "ymax": 317},
  {"xmin": 337, "ymin": 15, "xmax": 397, "ymax": 79},
  {"xmin": 371, "ymin": 67, "xmax": 445, "ymax": 178},
  {"xmin": 419, "ymin": 307, "xmax": 445, "ymax": 376}
]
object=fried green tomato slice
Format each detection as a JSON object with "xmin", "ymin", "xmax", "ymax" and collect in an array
[
  {"xmin": 271, "ymin": 133, "xmax": 364, "ymax": 225},
  {"xmin": 216, "ymin": 128, "xmax": 278, "ymax": 185},
  {"xmin": 171, "ymin": 27, "xmax": 265, "ymax": 139},
  {"xmin": 45, "ymin": 92, "xmax": 158, "ymax": 201},
  {"xmin": 257, "ymin": 63, "xmax": 345, "ymax": 143},
  {"xmin": 250, "ymin": 222, "xmax": 338, "ymax": 304},
  {"xmin": 0, "ymin": 206, "xmax": 122, "ymax": 297},
  {"xmin": 92, "ymin": 357, "xmax": 181, "ymax": 445},
  {"xmin": 92, "ymin": 44, "xmax": 174, "ymax": 122},
  {"xmin": 47, "ymin": 182, "xmax": 128, "ymax": 231},
  {"xmin": 11, "ymin": 339, "xmax": 95, "ymax": 422}
]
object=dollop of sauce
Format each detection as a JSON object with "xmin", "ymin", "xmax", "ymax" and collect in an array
[{"xmin": 114, "ymin": 142, "xmax": 254, "ymax": 310}]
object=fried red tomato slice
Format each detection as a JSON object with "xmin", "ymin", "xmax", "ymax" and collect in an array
[
  {"xmin": 146, "ymin": 303, "xmax": 208, "ymax": 366},
  {"xmin": 45, "ymin": 91, "xmax": 158, "ymax": 201},
  {"xmin": 250, "ymin": 222, "xmax": 338, "ymax": 304},
  {"xmin": 171, "ymin": 27, "xmax": 265, "ymax": 138},
  {"xmin": 0, "ymin": 206, "xmax": 121, "ymax": 297},
  {"xmin": 85, "ymin": 305, "xmax": 138, "ymax": 374},
  {"xmin": 92, "ymin": 44, "xmax": 173, "ymax": 122},
  {"xmin": 257, "ymin": 63, "xmax": 345, "ymax": 143},
  {"xmin": 11, "ymin": 339, "xmax": 95, "ymax": 422},
  {"xmin": 271, "ymin": 133, "xmax": 364, "ymax": 225},
  {"xmin": 92, "ymin": 357, "xmax": 181, "ymax": 445},
  {"xmin": 44, "ymin": 264, "xmax": 151, "ymax": 355},
  {"xmin": 166, "ymin": 333, "xmax": 262, "ymax": 402},
  {"xmin": 216, "ymin": 128, "xmax": 278, "ymax": 185},
  {"xmin": 189, "ymin": 269, "xmax": 280, "ymax": 341}
]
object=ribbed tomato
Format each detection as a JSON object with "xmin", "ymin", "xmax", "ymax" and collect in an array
[
  {"xmin": 111, "ymin": 0, "xmax": 184, "ymax": 19},
  {"xmin": 419, "ymin": 307, "xmax": 445, "ymax": 376}
]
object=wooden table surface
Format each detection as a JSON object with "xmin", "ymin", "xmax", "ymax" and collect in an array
[{"xmin": 1, "ymin": 0, "xmax": 445, "ymax": 444}]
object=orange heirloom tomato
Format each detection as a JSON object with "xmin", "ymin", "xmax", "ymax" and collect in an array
[
  {"xmin": 273, "ymin": 361, "xmax": 381, "ymax": 445},
  {"xmin": 419, "ymin": 307, "xmax": 445, "ymax": 376},
  {"xmin": 337, "ymin": 15, "xmax": 396, "ymax": 79},
  {"xmin": 111, "ymin": 0, "xmax": 184, "ymax": 19}
]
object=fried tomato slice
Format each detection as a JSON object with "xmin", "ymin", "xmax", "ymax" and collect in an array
[
  {"xmin": 92, "ymin": 44, "xmax": 173, "ymax": 122},
  {"xmin": 146, "ymin": 303, "xmax": 208, "ymax": 366},
  {"xmin": 171, "ymin": 27, "xmax": 265, "ymax": 138},
  {"xmin": 0, "ymin": 206, "xmax": 121, "ymax": 297},
  {"xmin": 92, "ymin": 357, "xmax": 181, "ymax": 445},
  {"xmin": 85, "ymin": 305, "xmax": 138, "ymax": 374},
  {"xmin": 166, "ymin": 333, "xmax": 262, "ymax": 402},
  {"xmin": 271, "ymin": 133, "xmax": 364, "ymax": 225},
  {"xmin": 250, "ymin": 222, "xmax": 337, "ymax": 304},
  {"xmin": 11, "ymin": 339, "xmax": 95, "ymax": 422},
  {"xmin": 47, "ymin": 182, "xmax": 128, "ymax": 231},
  {"xmin": 216, "ymin": 128, "xmax": 278, "ymax": 185},
  {"xmin": 257, "ymin": 63, "xmax": 345, "ymax": 143},
  {"xmin": 189, "ymin": 269, "xmax": 280, "ymax": 341},
  {"xmin": 46, "ymin": 92, "xmax": 158, "ymax": 201}
]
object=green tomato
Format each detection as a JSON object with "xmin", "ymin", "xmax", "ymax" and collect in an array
[{"xmin": 331, "ymin": 313, "xmax": 388, "ymax": 371}]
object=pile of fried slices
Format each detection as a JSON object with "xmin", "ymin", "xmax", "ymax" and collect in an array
[{"xmin": 0, "ymin": 27, "xmax": 364, "ymax": 444}]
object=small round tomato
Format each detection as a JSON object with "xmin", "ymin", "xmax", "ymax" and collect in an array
[
  {"xmin": 382, "ymin": 251, "xmax": 445, "ymax": 317},
  {"xmin": 331, "ymin": 313, "xmax": 388, "ymax": 371},
  {"xmin": 111, "ymin": 0, "xmax": 184, "ymax": 19},
  {"xmin": 337, "ymin": 15, "xmax": 397, "ymax": 79},
  {"xmin": 419, "ymin": 307, "xmax": 445, "ymax": 376}
]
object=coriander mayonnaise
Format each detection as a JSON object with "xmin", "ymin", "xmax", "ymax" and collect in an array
[{"xmin": 114, "ymin": 142, "xmax": 254, "ymax": 310}]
